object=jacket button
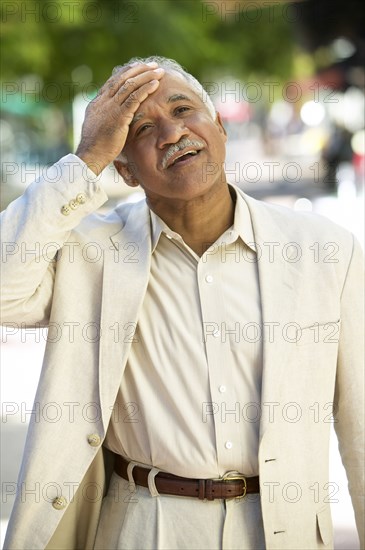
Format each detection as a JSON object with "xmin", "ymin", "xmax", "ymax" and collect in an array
[
  {"xmin": 76, "ymin": 193, "xmax": 86, "ymax": 204},
  {"xmin": 69, "ymin": 199, "xmax": 79, "ymax": 210},
  {"xmin": 87, "ymin": 433, "xmax": 101, "ymax": 447},
  {"xmin": 61, "ymin": 205, "xmax": 71, "ymax": 216},
  {"xmin": 52, "ymin": 496, "xmax": 67, "ymax": 510}
]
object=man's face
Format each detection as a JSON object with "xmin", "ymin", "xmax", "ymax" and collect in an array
[{"xmin": 119, "ymin": 71, "xmax": 227, "ymax": 201}]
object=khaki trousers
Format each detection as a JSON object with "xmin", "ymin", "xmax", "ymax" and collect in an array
[{"xmin": 94, "ymin": 471, "xmax": 266, "ymax": 550}]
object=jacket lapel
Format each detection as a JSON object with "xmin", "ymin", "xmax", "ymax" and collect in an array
[
  {"xmin": 98, "ymin": 200, "xmax": 152, "ymax": 432},
  {"xmin": 242, "ymin": 192, "xmax": 303, "ymax": 441}
]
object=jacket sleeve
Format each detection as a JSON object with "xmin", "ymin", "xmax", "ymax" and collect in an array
[
  {"xmin": 0, "ymin": 154, "xmax": 108, "ymax": 327},
  {"xmin": 334, "ymin": 234, "xmax": 365, "ymax": 548}
]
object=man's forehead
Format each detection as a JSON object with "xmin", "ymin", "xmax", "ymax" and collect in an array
[
  {"xmin": 149, "ymin": 72, "xmax": 199, "ymax": 103},
  {"xmin": 158, "ymin": 69, "xmax": 196, "ymax": 95}
]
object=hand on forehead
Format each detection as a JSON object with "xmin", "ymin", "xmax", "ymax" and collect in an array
[{"xmin": 76, "ymin": 61, "xmax": 166, "ymax": 173}]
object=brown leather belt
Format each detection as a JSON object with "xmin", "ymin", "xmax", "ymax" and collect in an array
[{"xmin": 114, "ymin": 455, "xmax": 259, "ymax": 501}]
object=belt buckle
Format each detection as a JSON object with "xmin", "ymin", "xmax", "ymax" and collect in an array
[{"xmin": 222, "ymin": 470, "xmax": 247, "ymax": 500}]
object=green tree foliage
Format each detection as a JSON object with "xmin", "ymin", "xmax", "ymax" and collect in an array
[{"xmin": 1, "ymin": 0, "xmax": 296, "ymax": 103}]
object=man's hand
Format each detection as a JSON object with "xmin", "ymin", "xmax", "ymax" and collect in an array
[{"xmin": 75, "ymin": 62, "xmax": 164, "ymax": 175}]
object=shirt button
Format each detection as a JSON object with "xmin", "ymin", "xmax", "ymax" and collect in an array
[
  {"xmin": 225, "ymin": 441, "xmax": 233, "ymax": 450},
  {"xmin": 52, "ymin": 496, "xmax": 67, "ymax": 510},
  {"xmin": 76, "ymin": 193, "xmax": 86, "ymax": 204},
  {"xmin": 213, "ymin": 330, "xmax": 220, "ymax": 338},
  {"xmin": 61, "ymin": 205, "xmax": 71, "ymax": 216},
  {"xmin": 87, "ymin": 434, "xmax": 101, "ymax": 447},
  {"xmin": 69, "ymin": 199, "xmax": 79, "ymax": 210},
  {"xmin": 205, "ymin": 275, "xmax": 214, "ymax": 283},
  {"xmin": 219, "ymin": 385, "xmax": 226, "ymax": 393}
]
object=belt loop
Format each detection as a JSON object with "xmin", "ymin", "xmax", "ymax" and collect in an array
[
  {"xmin": 127, "ymin": 461, "xmax": 138, "ymax": 493},
  {"xmin": 147, "ymin": 467, "xmax": 160, "ymax": 497}
]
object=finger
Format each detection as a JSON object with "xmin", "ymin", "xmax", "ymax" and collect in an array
[
  {"xmin": 110, "ymin": 65, "xmax": 163, "ymax": 99},
  {"xmin": 99, "ymin": 62, "xmax": 159, "ymax": 97},
  {"xmin": 113, "ymin": 68, "xmax": 164, "ymax": 104},
  {"xmin": 118, "ymin": 79, "xmax": 161, "ymax": 123}
]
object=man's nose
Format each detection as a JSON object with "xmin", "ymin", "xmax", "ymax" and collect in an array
[{"xmin": 156, "ymin": 119, "xmax": 189, "ymax": 149}]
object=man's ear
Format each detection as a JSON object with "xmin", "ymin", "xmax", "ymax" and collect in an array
[
  {"xmin": 215, "ymin": 112, "xmax": 227, "ymax": 142},
  {"xmin": 113, "ymin": 160, "xmax": 140, "ymax": 187}
]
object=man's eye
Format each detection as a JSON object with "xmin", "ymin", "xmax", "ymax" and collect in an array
[
  {"xmin": 136, "ymin": 124, "xmax": 152, "ymax": 135},
  {"xmin": 175, "ymin": 106, "xmax": 191, "ymax": 115}
]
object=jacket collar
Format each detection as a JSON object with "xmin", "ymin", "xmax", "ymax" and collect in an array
[
  {"xmin": 239, "ymin": 189, "xmax": 303, "ymax": 440},
  {"xmin": 98, "ymin": 200, "xmax": 152, "ymax": 430}
]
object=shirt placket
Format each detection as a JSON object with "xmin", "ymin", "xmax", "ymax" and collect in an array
[{"xmin": 197, "ymin": 240, "xmax": 242, "ymax": 476}]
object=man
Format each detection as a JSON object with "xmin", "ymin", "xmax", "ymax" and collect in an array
[{"xmin": 1, "ymin": 56, "xmax": 364, "ymax": 550}]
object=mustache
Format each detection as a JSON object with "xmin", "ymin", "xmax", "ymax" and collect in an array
[{"xmin": 161, "ymin": 137, "xmax": 204, "ymax": 169}]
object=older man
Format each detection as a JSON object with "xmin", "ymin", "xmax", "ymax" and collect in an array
[{"xmin": 1, "ymin": 57, "xmax": 364, "ymax": 550}]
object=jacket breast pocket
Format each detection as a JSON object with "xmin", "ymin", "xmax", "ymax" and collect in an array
[
  {"xmin": 316, "ymin": 505, "xmax": 333, "ymax": 546},
  {"xmin": 296, "ymin": 320, "xmax": 341, "ymax": 347}
]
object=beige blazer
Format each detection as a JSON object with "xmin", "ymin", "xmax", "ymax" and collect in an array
[{"xmin": 1, "ymin": 155, "xmax": 364, "ymax": 549}]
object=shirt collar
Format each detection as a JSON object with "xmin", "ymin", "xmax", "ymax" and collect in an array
[
  {"xmin": 228, "ymin": 185, "xmax": 256, "ymax": 251},
  {"xmin": 149, "ymin": 185, "xmax": 256, "ymax": 253},
  {"xmin": 150, "ymin": 209, "xmax": 182, "ymax": 253}
]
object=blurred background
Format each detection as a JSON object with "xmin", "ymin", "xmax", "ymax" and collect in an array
[{"xmin": 1, "ymin": 0, "xmax": 364, "ymax": 548}]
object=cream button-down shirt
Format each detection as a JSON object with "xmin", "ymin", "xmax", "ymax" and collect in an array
[{"xmin": 104, "ymin": 188, "xmax": 262, "ymax": 479}]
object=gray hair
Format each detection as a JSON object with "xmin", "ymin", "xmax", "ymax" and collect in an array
[{"xmin": 113, "ymin": 55, "xmax": 216, "ymax": 164}]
